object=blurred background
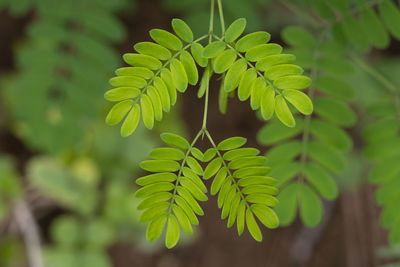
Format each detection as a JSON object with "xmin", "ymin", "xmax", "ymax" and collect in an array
[{"xmin": 1, "ymin": 0, "xmax": 400, "ymax": 266}]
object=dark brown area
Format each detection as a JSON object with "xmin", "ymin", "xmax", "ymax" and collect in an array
[{"xmin": 0, "ymin": 0, "xmax": 395, "ymax": 266}]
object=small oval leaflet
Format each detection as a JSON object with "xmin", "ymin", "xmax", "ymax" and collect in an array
[
  {"xmin": 225, "ymin": 18, "xmax": 247, "ymax": 43},
  {"xmin": 160, "ymin": 132, "xmax": 189, "ymax": 149},
  {"xmin": 172, "ymin": 18, "xmax": 193, "ymax": 43},
  {"xmin": 217, "ymin": 137, "xmax": 247, "ymax": 150}
]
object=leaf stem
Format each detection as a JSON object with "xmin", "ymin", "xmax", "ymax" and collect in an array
[
  {"xmin": 209, "ymin": 0, "xmax": 215, "ymax": 43},
  {"xmin": 201, "ymin": 76, "xmax": 210, "ymax": 132},
  {"xmin": 217, "ymin": 0, "xmax": 225, "ymax": 35}
]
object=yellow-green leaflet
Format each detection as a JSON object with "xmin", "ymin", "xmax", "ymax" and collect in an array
[
  {"xmin": 274, "ymin": 75, "xmax": 312, "ymax": 90},
  {"xmin": 198, "ymin": 65, "xmax": 211, "ymax": 98},
  {"xmin": 146, "ymin": 86, "xmax": 163, "ymax": 121},
  {"xmin": 250, "ymin": 204, "xmax": 279, "ymax": 229},
  {"xmin": 250, "ymin": 77, "xmax": 266, "ymax": 110},
  {"xmin": 235, "ymin": 31, "xmax": 271, "ymax": 52},
  {"xmin": 227, "ymin": 194, "xmax": 241, "ymax": 228},
  {"xmin": 238, "ymin": 68, "xmax": 257, "ymax": 101},
  {"xmin": 105, "ymin": 100, "xmax": 133, "ymax": 126},
  {"xmin": 160, "ymin": 132, "xmax": 189, "ymax": 149},
  {"xmin": 171, "ymin": 18, "xmax": 193, "ymax": 43},
  {"xmin": 237, "ymin": 201, "xmax": 246, "ymax": 235},
  {"xmin": 246, "ymin": 208, "xmax": 262, "ymax": 241},
  {"xmin": 180, "ymin": 50, "xmax": 198, "ymax": 85},
  {"xmin": 160, "ymin": 69, "xmax": 177, "ymax": 105},
  {"xmin": 165, "ymin": 215, "xmax": 180, "ymax": 248},
  {"xmin": 150, "ymin": 29, "xmax": 182, "ymax": 51},
  {"xmin": 265, "ymin": 64, "xmax": 304, "ymax": 80},
  {"xmin": 256, "ymin": 54, "xmax": 296, "ymax": 72},
  {"xmin": 275, "ymin": 95, "xmax": 295, "ymax": 127},
  {"xmin": 203, "ymin": 41, "xmax": 226, "ymax": 58},
  {"xmin": 283, "ymin": 89, "xmax": 313, "ymax": 115},
  {"xmin": 140, "ymin": 94, "xmax": 154, "ymax": 129},
  {"xmin": 153, "ymin": 77, "xmax": 171, "ymax": 112},
  {"xmin": 219, "ymin": 81, "xmax": 228, "ymax": 114},
  {"xmin": 134, "ymin": 42, "xmax": 172, "ymax": 60},
  {"xmin": 150, "ymin": 147, "xmax": 185, "ymax": 160},
  {"xmin": 190, "ymin": 43, "xmax": 208, "ymax": 67},
  {"xmin": 211, "ymin": 167, "xmax": 228, "ymax": 195},
  {"xmin": 146, "ymin": 213, "xmax": 168, "ymax": 242},
  {"xmin": 261, "ymin": 85, "xmax": 275, "ymax": 120},
  {"xmin": 224, "ymin": 58, "xmax": 247, "ymax": 92},
  {"xmin": 217, "ymin": 137, "xmax": 247, "ymax": 150},
  {"xmin": 170, "ymin": 58, "xmax": 188, "ymax": 92},
  {"xmin": 245, "ymin": 43, "xmax": 282, "ymax": 62},
  {"xmin": 225, "ymin": 18, "xmax": 247, "ymax": 43},
  {"xmin": 104, "ymin": 87, "xmax": 140, "ymax": 101},
  {"xmin": 121, "ymin": 103, "xmax": 140, "ymax": 137},
  {"xmin": 172, "ymin": 204, "xmax": 193, "ymax": 234},
  {"xmin": 109, "ymin": 76, "xmax": 147, "ymax": 88},
  {"xmin": 204, "ymin": 158, "xmax": 223, "ymax": 180},
  {"xmin": 115, "ymin": 67, "xmax": 154, "ymax": 79},
  {"xmin": 123, "ymin": 53, "xmax": 162, "ymax": 70}
]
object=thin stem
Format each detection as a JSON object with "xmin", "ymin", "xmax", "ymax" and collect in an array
[
  {"xmin": 351, "ymin": 54, "xmax": 397, "ymax": 93},
  {"xmin": 209, "ymin": 0, "xmax": 215, "ymax": 43},
  {"xmin": 217, "ymin": 0, "xmax": 225, "ymax": 35},
  {"xmin": 202, "ymin": 75, "xmax": 210, "ymax": 131},
  {"xmin": 14, "ymin": 200, "xmax": 44, "ymax": 267}
]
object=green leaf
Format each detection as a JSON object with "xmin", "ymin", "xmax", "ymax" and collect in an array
[
  {"xmin": 300, "ymin": 184, "xmax": 322, "ymax": 227},
  {"xmin": 223, "ymin": 147, "xmax": 260, "ymax": 161},
  {"xmin": 308, "ymin": 141, "xmax": 346, "ymax": 173},
  {"xmin": 237, "ymin": 200, "xmax": 246, "ymax": 235},
  {"xmin": 227, "ymin": 193, "xmax": 241, "ymax": 227},
  {"xmin": 120, "ymin": 103, "xmax": 140, "ymax": 137},
  {"xmin": 150, "ymin": 148, "xmax": 185, "ymax": 161},
  {"xmin": 219, "ymin": 79, "xmax": 228, "ymax": 114},
  {"xmin": 261, "ymin": 85, "xmax": 275, "ymax": 120},
  {"xmin": 217, "ymin": 137, "xmax": 247, "ymax": 150},
  {"xmin": 104, "ymin": 87, "xmax": 140, "ymax": 102},
  {"xmin": 204, "ymin": 158, "xmax": 223, "ymax": 180},
  {"xmin": 180, "ymin": 51, "xmax": 198, "ymax": 85},
  {"xmin": 233, "ymin": 166, "xmax": 271, "ymax": 178},
  {"xmin": 172, "ymin": 204, "xmax": 193, "ymax": 234},
  {"xmin": 257, "ymin": 119, "xmax": 304, "ymax": 145},
  {"xmin": 203, "ymin": 148, "xmax": 217, "ymax": 162},
  {"xmin": 275, "ymin": 95, "xmax": 295, "ymax": 127},
  {"xmin": 190, "ymin": 43, "xmax": 208, "ymax": 67},
  {"xmin": 236, "ymin": 31, "xmax": 271, "ymax": 52},
  {"xmin": 221, "ymin": 187, "xmax": 237, "ymax": 219},
  {"xmin": 190, "ymin": 147, "xmax": 204, "ymax": 161},
  {"xmin": 203, "ymin": 41, "xmax": 226, "ymax": 58},
  {"xmin": 242, "ymin": 185, "xmax": 278, "ymax": 195},
  {"xmin": 238, "ymin": 176, "xmax": 276, "ymax": 187},
  {"xmin": 150, "ymin": 29, "xmax": 183, "ymax": 51},
  {"xmin": 139, "ymin": 202, "xmax": 170, "ymax": 222},
  {"xmin": 165, "ymin": 215, "xmax": 180, "ymax": 248},
  {"xmin": 309, "ymin": 119, "xmax": 352, "ymax": 152},
  {"xmin": 274, "ymin": 182, "xmax": 298, "ymax": 226},
  {"xmin": 266, "ymin": 141, "xmax": 301, "ymax": 166},
  {"xmin": 256, "ymin": 54, "xmax": 296, "ymax": 72},
  {"xmin": 175, "ymin": 195, "xmax": 199, "ymax": 225},
  {"xmin": 228, "ymin": 156, "xmax": 266, "ymax": 170},
  {"xmin": 368, "ymin": 157, "xmax": 400, "ymax": 184},
  {"xmin": 138, "ymin": 192, "xmax": 172, "ymax": 210},
  {"xmin": 269, "ymin": 162, "xmax": 300, "ymax": 187},
  {"xmin": 313, "ymin": 76, "xmax": 354, "ymax": 100},
  {"xmin": 218, "ymin": 179, "xmax": 232, "ymax": 208},
  {"xmin": 246, "ymin": 209, "xmax": 262, "ymax": 241},
  {"xmin": 224, "ymin": 59, "xmax": 247, "ymax": 92},
  {"xmin": 265, "ymin": 64, "xmax": 303, "ymax": 81},
  {"xmin": 186, "ymin": 156, "xmax": 203, "ymax": 175},
  {"xmin": 360, "ymin": 6, "xmax": 389, "ymax": 49},
  {"xmin": 274, "ymin": 75, "xmax": 311, "ymax": 90},
  {"xmin": 177, "ymin": 186, "xmax": 204, "ymax": 215},
  {"xmin": 182, "ymin": 167, "xmax": 207, "ymax": 193},
  {"xmin": 245, "ymin": 44, "xmax": 282, "ymax": 62},
  {"xmin": 135, "ymin": 182, "xmax": 175, "ymax": 198},
  {"xmin": 250, "ymin": 77, "xmax": 267, "ymax": 110},
  {"xmin": 211, "ymin": 167, "xmax": 228, "ymax": 195},
  {"xmin": 317, "ymin": 56, "xmax": 354, "ymax": 76},
  {"xmin": 180, "ymin": 177, "xmax": 208, "ymax": 201},
  {"xmin": 109, "ymin": 76, "xmax": 146, "ymax": 88},
  {"xmin": 170, "ymin": 58, "xmax": 188, "ymax": 92},
  {"xmin": 136, "ymin": 173, "xmax": 177, "ymax": 186},
  {"xmin": 153, "ymin": 77, "xmax": 171, "ymax": 112},
  {"xmin": 303, "ymin": 162, "xmax": 338, "ymax": 200},
  {"xmin": 379, "ymin": 0, "xmax": 400, "ymax": 40},
  {"xmin": 314, "ymin": 97, "xmax": 356, "ymax": 127},
  {"xmin": 123, "ymin": 53, "xmax": 162, "ymax": 70},
  {"xmin": 146, "ymin": 213, "xmax": 168, "ymax": 242},
  {"xmin": 172, "ymin": 18, "xmax": 193, "ymax": 43},
  {"xmin": 140, "ymin": 94, "xmax": 155, "ymax": 130},
  {"xmin": 115, "ymin": 67, "xmax": 154, "ymax": 80},
  {"xmin": 213, "ymin": 49, "xmax": 237, "ymax": 73},
  {"xmin": 225, "ymin": 18, "xmax": 247, "ymax": 43},
  {"xmin": 282, "ymin": 26, "xmax": 317, "ymax": 49},
  {"xmin": 134, "ymin": 42, "xmax": 172, "ymax": 60},
  {"xmin": 161, "ymin": 69, "xmax": 177, "ymax": 106},
  {"xmin": 160, "ymin": 132, "xmax": 189, "ymax": 149},
  {"xmin": 140, "ymin": 160, "xmax": 180, "ymax": 172},
  {"xmin": 147, "ymin": 86, "xmax": 163, "ymax": 121},
  {"xmin": 251, "ymin": 204, "xmax": 279, "ymax": 229},
  {"xmin": 238, "ymin": 68, "xmax": 257, "ymax": 101},
  {"xmin": 283, "ymin": 89, "xmax": 313, "ymax": 115},
  {"xmin": 106, "ymin": 100, "xmax": 134, "ymax": 125}
]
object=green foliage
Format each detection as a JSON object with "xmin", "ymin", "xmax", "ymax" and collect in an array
[
  {"xmin": 257, "ymin": 25, "xmax": 356, "ymax": 227},
  {"xmin": 135, "ymin": 134, "xmax": 279, "ymax": 247},
  {"xmin": 0, "ymin": 155, "xmax": 21, "ymax": 220}
]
